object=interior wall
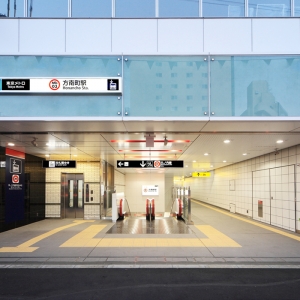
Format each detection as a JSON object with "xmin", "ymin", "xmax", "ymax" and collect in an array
[
  {"xmin": 165, "ymin": 175, "xmax": 173, "ymax": 212},
  {"xmin": 185, "ymin": 144, "xmax": 300, "ymax": 232},
  {"xmin": 125, "ymin": 173, "xmax": 165, "ymax": 213},
  {"xmin": 114, "ymin": 169, "xmax": 125, "ymax": 194}
]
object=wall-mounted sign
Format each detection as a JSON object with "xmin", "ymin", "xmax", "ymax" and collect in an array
[
  {"xmin": 42, "ymin": 160, "xmax": 77, "ymax": 168},
  {"xmin": 0, "ymin": 78, "xmax": 122, "ymax": 94},
  {"xmin": 0, "ymin": 161, "xmax": 6, "ymax": 168},
  {"xmin": 142, "ymin": 185, "xmax": 159, "ymax": 196},
  {"xmin": 192, "ymin": 172, "xmax": 211, "ymax": 177},
  {"xmin": 117, "ymin": 160, "xmax": 184, "ymax": 168},
  {"xmin": 5, "ymin": 148, "xmax": 25, "ymax": 223}
]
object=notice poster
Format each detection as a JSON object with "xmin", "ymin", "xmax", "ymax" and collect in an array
[{"xmin": 5, "ymin": 148, "xmax": 25, "ymax": 223}]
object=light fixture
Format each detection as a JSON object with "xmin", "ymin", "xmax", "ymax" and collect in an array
[
  {"xmin": 193, "ymin": 160, "xmax": 196, "ymax": 162},
  {"xmin": 8, "ymin": 143, "xmax": 15, "ymax": 146},
  {"xmin": 243, "ymin": 153, "xmax": 247, "ymax": 156},
  {"xmin": 223, "ymin": 160, "xmax": 227, "ymax": 162},
  {"xmin": 204, "ymin": 153, "xmax": 209, "ymax": 156},
  {"xmin": 164, "ymin": 136, "xmax": 168, "ymax": 146},
  {"xmin": 210, "ymin": 165, "xmax": 213, "ymax": 167},
  {"xmin": 276, "ymin": 140, "xmax": 283, "ymax": 144},
  {"xmin": 144, "ymin": 133, "xmax": 156, "ymax": 147},
  {"xmin": 45, "ymin": 154, "xmax": 50, "ymax": 157},
  {"xmin": 224, "ymin": 140, "xmax": 230, "ymax": 144},
  {"xmin": 31, "ymin": 137, "xmax": 38, "ymax": 147}
]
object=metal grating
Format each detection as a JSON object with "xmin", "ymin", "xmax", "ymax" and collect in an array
[{"xmin": 106, "ymin": 217, "xmax": 192, "ymax": 234}]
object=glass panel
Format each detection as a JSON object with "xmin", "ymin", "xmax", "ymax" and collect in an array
[
  {"xmin": 28, "ymin": 0, "xmax": 68, "ymax": 18},
  {"xmin": 248, "ymin": 0, "xmax": 290, "ymax": 17},
  {"xmin": 123, "ymin": 56, "xmax": 208, "ymax": 117},
  {"xmin": 78, "ymin": 180, "xmax": 83, "ymax": 208},
  {"xmin": 294, "ymin": 0, "xmax": 300, "ymax": 16},
  {"xmin": 203, "ymin": 0, "xmax": 244, "ymax": 17},
  {"xmin": 69, "ymin": 180, "xmax": 74, "ymax": 208},
  {"xmin": 210, "ymin": 56, "xmax": 300, "ymax": 117},
  {"xmin": 0, "ymin": 0, "xmax": 24, "ymax": 17},
  {"xmin": 159, "ymin": 0, "xmax": 199, "ymax": 17},
  {"xmin": 115, "ymin": 0, "xmax": 155, "ymax": 18},
  {"xmin": 72, "ymin": 0, "xmax": 111, "ymax": 17},
  {"xmin": 0, "ymin": 56, "xmax": 122, "ymax": 117}
]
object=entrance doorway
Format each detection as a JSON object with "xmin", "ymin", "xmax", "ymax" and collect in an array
[{"xmin": 61, "ymin": 173, "xmax": 84, "ymax": 218}]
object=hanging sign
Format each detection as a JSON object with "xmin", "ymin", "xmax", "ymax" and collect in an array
[
  {"xmin": 117, "ymin": 160, "xmax": 184, "ymax": 168},
  {"xmin": 192, "ymin": 172, "xmax": 211, "ymax": 177},
  {"xmin": 0, "ymin": 78, "xmax": 122, "ymax": 94},
  {"xmin": 42, "ymin": 160, "xmax": 77, "ymax": 168}
]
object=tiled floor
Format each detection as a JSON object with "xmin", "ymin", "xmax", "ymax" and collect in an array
[{"xmin": 0, "ymin": 200, "xmax": 300, "ymax": 267}]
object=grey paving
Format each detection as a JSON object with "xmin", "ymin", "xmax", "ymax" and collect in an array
[{"xmin": 0, "ymin": 201, "xmax": 299, "ymax": 267}]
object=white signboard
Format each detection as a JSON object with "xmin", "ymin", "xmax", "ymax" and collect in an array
[
  {"xmin": 142, "ymin": 185, "xmax": 159, "ymax": 196},
  {"xmin": 0, "ymin": 77, "xmax": 122, "ymax": 94}
]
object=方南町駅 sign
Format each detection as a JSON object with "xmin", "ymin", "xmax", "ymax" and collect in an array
[{"xmin": 0, "ymin": 78, "xmax": 122, "ymax": 94}]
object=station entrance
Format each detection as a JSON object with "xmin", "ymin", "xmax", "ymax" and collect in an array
[{"xmin": 61, "ymin": 173, "xmax": 84, "ymax": 219}]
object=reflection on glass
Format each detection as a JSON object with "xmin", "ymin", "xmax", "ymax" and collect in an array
[
  {"xmin": 69, "ymin": 180, "xmax": 74, "ymax": 208},
  {"xmin": 210, "ymin": 56, "xmax": 299, "ymax": 117},
  {"xmin": 248, "ymin": 0, "xmax": 290, "ymax": 17},
  {"xmin": 203, "ymin": 0, "xmax": 244, "ymax": 17},
  {"xmin": 28, "ymin": 0, "xmax": 68, "ymax": 17},
  {"xmin": 159, "ymin": 0, "xmax": 199, "ymax": 17},
  {"xmin": 115, "ymin": 0, "xmax": 155, "ymax": 17},
  {"xmin": 123, "ymin": 56, "xmax": 208, "ymax": 117},
  {"xmin": 78, "ymin": 180, "xmax": 83, "ymax": 208},
  {"xmin": 72, "ymin": 0, "xmax": 111, "ymax": 17},
  {"xmin": 294, "ymin": 0, "xmax": 300, "ymax": 16},
  {"xmin": 0, "ymin": 0, "xmax": 24, "ymax": 17}
]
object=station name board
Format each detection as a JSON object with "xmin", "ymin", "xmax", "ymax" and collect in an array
[
  {"xmin": 0, "ymin": 78, "xmax": 122, "ymax": 94},
  {"xmin": 117, "ymin": 160, "xmax": 184, "ymax": 168},
  {"xmin": 42, "ymin": 161, "xmax": 77, "ymax": 168}
]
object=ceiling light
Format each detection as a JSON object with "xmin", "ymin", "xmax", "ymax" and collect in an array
[
  {"xmin": 276, "ymin": 140, "xmax": 283, "ymax": 144},
  {"xmin": 243, "ymin": 153, "xmax": 247, "ymax": 156},
  {"xmin": 193, "ymin": 160, "xmax": 196, "ymax": 162},
  {"xmin": 8, "ymin": 143, "xmax": 15, "ymax": 146},
  {"xmin": 223, "ymin": 160, "xmax": 227, "ymax": 162},
  {"xmin": 45, "ymin": 154, "xmax": 50, "ymax": 157},
  {"xmin": 204, "ymin": 153, "xmax": 209, "ymax": 156},
  {"xmin": 210, "ymin": 165, "xmax": 213, "ymax": 167},
  {"xmin": 186, "ymin": 165, "xmax": 188, "ymax": 167},
  {"xmin": 224, "ymin": 140, "xmax": 230, "ymax": 144},
  {"xmin": 73, "ymin": 155, "xmax": 77, "ymax": 157}
]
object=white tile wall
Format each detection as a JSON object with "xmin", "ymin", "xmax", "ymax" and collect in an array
[
  {"xmin": 45, "ymin": 162, "xmax": 100, "ymax": 219},
  {"xmin": 114, "ymin": 170, "xmax": 125, "ymax": 194},
  {"xmin": 185, "ymin": 145, "xmax": 300, "ymax": 232}
]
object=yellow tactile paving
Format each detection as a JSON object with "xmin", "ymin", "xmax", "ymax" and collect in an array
[
  {"xmin": 0, "ymin": 220, "xmax": 95, "ymax": 253},
  {"xmin": 60, "ymin": 225, "xmax": 107, "ymax": 248},
  {"xmin": 193, "ymin": 200, "xmax": 300, "ymax": 242}
]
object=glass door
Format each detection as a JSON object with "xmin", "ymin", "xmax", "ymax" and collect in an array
[{"xmin": 61, "ymin": 173, "xmax": 84, "ymax": 218}]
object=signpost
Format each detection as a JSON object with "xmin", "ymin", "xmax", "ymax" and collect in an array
[{"xmin": 117, "ymin": 160, "xmax": 184, "ymax": 168}]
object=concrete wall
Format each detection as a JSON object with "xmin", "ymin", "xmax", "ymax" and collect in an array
[
  {"xmin": 125, "ymin": 173, "xmax": 165, "ymax": 213},
  {"xmin": 1, "ymin": 18, "xmax": 300, "ymax": 55},
  {"xmin": 185, "ymin": 144, "xmax": 300, "ymax": 232}
]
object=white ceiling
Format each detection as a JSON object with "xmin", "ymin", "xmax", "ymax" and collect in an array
[{"xmin": 1, "ymin": 120, "xmax": 300, "ymax": 177}]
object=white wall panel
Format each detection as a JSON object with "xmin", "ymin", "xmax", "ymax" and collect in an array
[
  {"xmin": 252, "ymin": 19, "xmax": 300, "ymax": 54},
  {"xmin": 0, "ymin": 20, "xmax": 19, "ymax": 54},
  {"xmin": 112, "ymin": 19, "xmax": 157, "ymax": 54},
  {"xmin": 158, "ymin": 19, "xmax": 203, "ymax": 54},
  {"xmin": 66, "ymin": 19, "xmax": 111, "ymax": 54},
  {"xmin": 204, "ymin": 19, "xmax": 252, "ymax": 54},
  {"xmin": 19, "ymin": 19, "xmax": 65, "ymax": 54}
]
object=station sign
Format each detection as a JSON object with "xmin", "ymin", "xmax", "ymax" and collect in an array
[
  {"xmin": 192, "ymin": 172, "xmax": 211, "ymax": 177},
  {"xmin": 117, "ymin": 160, "xmax": 184, "ymax": 168},
  {"xmin": 42, "ymin": 160, "xmax": 77, "ymax": 168},
  {"xmin": 0, "ymin": 77, "xmax": 122, "ymax": 94}
]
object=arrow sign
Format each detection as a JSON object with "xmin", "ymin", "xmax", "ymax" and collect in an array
[{"xmin": 117, "ymin": 160, "xmax": 184, "ymax": 168}]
